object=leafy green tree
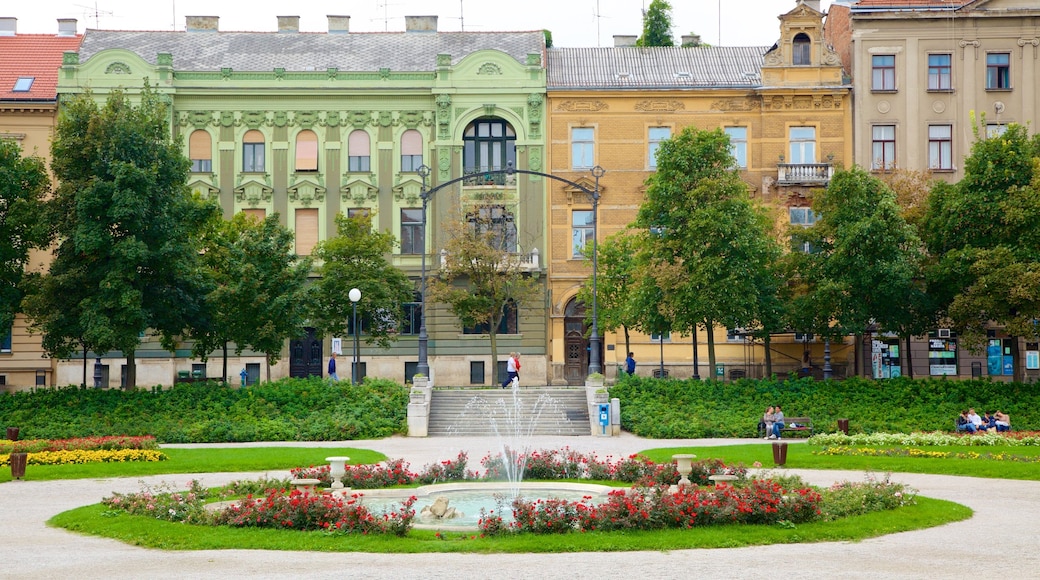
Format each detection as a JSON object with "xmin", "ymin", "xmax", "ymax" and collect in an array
[
  {"xmin": 577, "ymin": 229, "xmax": 641, "ymax": 358},
  {"xmin": 0, "ymin": 140, "xmax": 51, "ymax": 333},
  {"xmin": 45, "ymin": 86, "xmax": 217, "ymax": 388},
  {"xmin": 796, "ymin": 167, "xmax": 928, "ymax": 377},
  {"xmin": 923, "ymin": 124, "xmax": 1040, "ymax": 378},
  {"xmin": 427, "ymin": 200, "xmax": 542, "ymax": 376},
  {"xmin": 637, "ymin": 0, "xmax": 675, "ymax": 47},
  {"xmin": 635, "ymin": 126, "xmax": 782, "ymax": 372},
  {"xmin": 190, "ymin": 212, "xmax": 312, "ymax": 382},
  {"xmin": 310, "ymin": 212, "xmax": 413, "ymax": 350}
]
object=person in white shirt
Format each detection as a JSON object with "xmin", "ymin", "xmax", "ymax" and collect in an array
[{"xmin": 967, "ymin": 408, "xmax": 987, "ymax": 431}]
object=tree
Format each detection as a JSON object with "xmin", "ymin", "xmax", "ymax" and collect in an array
[
  {"xmin": 922, "ymin": 123, "xmax": 1040, "ymax": 379},
  {"xmin": 796, "ymin": 167, "xmax": 928, "ymax": 377},
  {"xmin": 190, "ymin": 212, "xmax": 312, "ymax": 382},
  {"xmin": 0, "ymin": 140, "xmax": 50, "ymax": 333},
  {"xmin": 635, "ymin": 126, "xmax": 782, "ymax": 372},
  {"xmin": 310, "ymin": 212, "xmax": 413, "ymax": 350},
  {"xmin": 44, "ymin": 86, "xmax": 217, "ymax": 388},
  {"xmin": 427, "ymin": 199, "xmax": 542, "ymax": 377},
  {"xmin": 637, "ymin": 0, "xmax": 675, "ymax": 47},
  {"xmin": 577, "ymin": 229, "xmax": 641, "ymax": 358}
]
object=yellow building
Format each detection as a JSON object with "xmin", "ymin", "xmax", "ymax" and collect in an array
[
  {"xmin": 0, "ymin": 18, "xmax": 81, "ymax": 390},
  {"xmin": 545, "ymin": 1, "xmax": 853, "ymax": 384}
]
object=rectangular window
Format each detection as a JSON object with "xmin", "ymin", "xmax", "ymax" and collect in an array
[
  {"xmin": 464, "ymin": 302, "xmax": 518, "ymax": 335},
  {"xmin": 470, "ymin": 361, "xmax": 485, "ymax": 384},
  {"xmin": 190, "ymin": 159, "xmax": 212, "ymax": 172},
  {"xmin": 189, "ymin": 130, "xmax": 212, "ymax": 173},
  {"xmin": 349, "ymin": 155, "xmax": 370, "ymax": 172},
  {"xmin": 725, "ymin": 127, "xmax": 748, "ymax": 168},
  {"xmin": 571, "ymin": 210, "xmax": 594, "ymax": 257},
  {"xmin": 348, "ymin": 130, "xmax": 371, "ymax": 172},
  {"xmin": 13, "ymin": 77, "xmax": 34, "ymax": 92},
  {"xmin": 789, "ymin": 207, "xmax": 819, "ymax": 226},
  {"xmin": 928, "ymin": 53, "xmax": 952, "ymax": 90},
  {"xmin": 789, "ymin": 127, "xmax": 816, "ymax": 164},
  {"xmin": 647, "ymin": 127, "xmax": 670, "ymax": 168},
  {"xmin": 986, "ymin": 53, "xmax": 1010, "ymax": 89},
  {"xmin": 928, "ymin": 124, "xmax": 953, "ymax": 170},
  {"xmin": 242, "ymin": 208, "xmax": 266, "ymax": 222},
  {"xmin": 986, "ymin": 124, "xmax": 1007, "ymax": 138},
  {"xmin": 243, "ymin": 142, "xmax": 264, "ymax": 172},
  {"xmin": 1, "ymin": 325, "xmax": 11, "ymax": 352},
  {"xmin": 405, "ymin": 361, "xmax": 419, "ymax": 384},
  {"xmin": 401, "ymin": 299, "xmax": 422, "ymax": 336},
  {"xmin": 468, "ymin": 205, "xmax": 516, "ymax": 252},
  {"xmin": 401, "ymin": 130, "xmax": 423, "ymax": 172},
  {"xmin": 571, "ymin": 127, "xmax": 595, "ymax": 169},
  {"xmin": 245, "ymin": 363, "xmax": 261, "ymax": 386},
  {"xmin": 400, "ymin": 208, "xmax": 424, "ymax": 255},
  {"xmin": 294, "ymin": 208, "xmax": 319, "ymax": 256},
  {"xmin": 871, "ymin": 125, "xmax": 896, "ymax": 171},
  {"xmin": 347, "ymin": 208, "xmax": 370, "ymax": 219},
  {"xmin": 726, "ymin": 328, "xmax": 744, "ymax": 342},
  {"xmin": 871, "ymin": 55, "xmax": 896, "ymax": 91},
  {"xmin": 650, "ymin": 331, "xmax": 670, "ymax": 342}
]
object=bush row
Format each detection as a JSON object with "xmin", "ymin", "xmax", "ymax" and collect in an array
[
  {"xmin": 0, "ymin": 377, "xmax": 409, "ymax": 443},
  {"xmin": 609, "ymin": 375, "xmax": 1040, "ymax": 438}
]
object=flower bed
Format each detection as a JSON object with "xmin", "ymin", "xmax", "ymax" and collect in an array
[
  {"xmin": 808, "ymin": 431, "xmax": 1040, "ymax": 447},
  {"xmin": 815, "ymin": 446, "xmax": 1040, "ymax": 463},
  {"xmin": 0, "ymin": 435, "xmax": 160, "ymax": 454},
  {"xmin": 0, "ymin": 448, "xmax": 166, "ymax": 466}
]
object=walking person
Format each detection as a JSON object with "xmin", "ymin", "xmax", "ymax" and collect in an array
[
  {"xmin": 625, "ymin": 352, "xmax": 636, "ymax": 376},
  {"xmin": 502, "ymin": 352, "xmax": 520, "ymax": 388},
  {"xmin": 328, "ymin": 353, "xmax": 339, "ymax": 382}
]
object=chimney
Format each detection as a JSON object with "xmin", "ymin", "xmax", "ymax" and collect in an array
[
  {"xmin": 405, "ymin": 15, "xmax": 437, "ymax": 33},
  {"xmin": 802, "ymin": 0, "xmax": 822, "ymax": 11},
  {"xmin": 613, "ymin": 35, "xmax": 637, "ymax": 47},
  {"xmin": 185, "ymin": 16, "xmax": 219, "ymax": 33},
  {"xmin": 57, "ymin": 18, "xmax": 78, "ymax": 37},
  {"xmin": 0, "ymin": 17, "xmax": 16, "ymax": 37},
  {"xmin": 681, "ymin": 34, "xmax": 701, "ymax": 47},
  {"xmin": 277, "ymin": 15, "xmax": 299, "ymax": 33},
  {"xmin": 327, "ymin": 15, "xmax": 350, "ymax": 34}
]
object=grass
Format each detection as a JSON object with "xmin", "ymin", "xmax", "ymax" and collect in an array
[
  {"xmin": 638, "ymin": 443, "xmax": 1040, "ymax": 480},
  {"xmin": 49, "ymin": 496, "xmax": 968, "ymax": 553},
  {"xmin": 0, "ymin": 447, "xmax": 385, "ymax": 483}
]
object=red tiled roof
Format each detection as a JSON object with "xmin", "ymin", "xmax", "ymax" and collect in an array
[{"xmin": 0, "ymin": 34, "xmax": 82, "ymax": 102}]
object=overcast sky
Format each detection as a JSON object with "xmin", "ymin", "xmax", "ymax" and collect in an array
[{"xmin": 16, "ymin": 0, "xmax": 835, "ymax": 47}]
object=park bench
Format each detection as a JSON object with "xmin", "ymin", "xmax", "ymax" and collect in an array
[{"xmin": 780, "ymin": 417, "xmax": 814, "ymax": 437}]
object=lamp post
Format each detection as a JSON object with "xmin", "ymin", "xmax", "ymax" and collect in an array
[
  {"xmin": 588, "ymin": 165, "xmax": 606, "ymax": 376},
  {"xmin": 823, "ymin": 337, "xmax": 833, "ymax": 380},
  {"xmin": 416, "ymin": 164, "xmax": 432, "ymax": 379},
  {"xmin": 349, "ymin": 287, "xmax": 361, "ymax": 384}
]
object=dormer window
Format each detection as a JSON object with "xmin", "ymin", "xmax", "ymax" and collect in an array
[{"xmin": 792, "ymin": 33, "xmax": 811, "ymax": 65}]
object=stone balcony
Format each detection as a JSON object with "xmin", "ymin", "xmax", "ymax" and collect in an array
[{"xmin": 777, "ymin": 163, "xmax": 833, "ymax": 186}]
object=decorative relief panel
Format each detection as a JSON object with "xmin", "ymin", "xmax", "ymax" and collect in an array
[
  {"xmin": 393, "ymin": 176, "xmax": 424, "ymax": 205},
  {"xmin": 527, "ymin": 94, "xmax": 543, "ymax": 139},
  {"xmin": 324, "ymin": 111, "xmax": 341, "ymax": 127},
  {"xmin": 349, "ymin": 111, "xmax": 373, "ymax": 128},
  {"xmin": 288, "ymin": 178, "xmax": 326, "ymax": 207},
  {"xmin": 477, "ymin": 62, "xmax": 503, "ymax": 75},
  {"xmin": 105, "ymin": 62, "xmax": 131, "ymax": 74},
  {"xmin": 438, "ymin": 148, "xmax": 451, "ymax": 180},
  {"xmin": 234, "ymin": 179, "xmax": 274, "ymax": 206},
  {"xmin": 554, "ymin": 100, "xmax": 608, "ymax": 112},
  {"xmin": 295, "ymin": 111, "xmax": 318, "ymax": 128},
  {"xmin": 634, "ymin": 99, "xmax": 684, "ymax": 112},
  {"xmin": 709, "ymin": 98, "xmax": 761, "ymax": 112},
  {"xmin": 341, "ymin": 177, "xmax": 378, "ymax": 203},
  {"xmin": 435, "ymin": 94, "xmax": 452, "ymax": 140},
  {"xmin": 528, "ymin": 146, "xmax": 542, "ymax": 172},
  {"xmin": 271, "ymin": 111, "xmax": 289, "ymax": 128},
  {"xmin": 241, "ymin": 111, "xmax": 266, "ymax": 128}
]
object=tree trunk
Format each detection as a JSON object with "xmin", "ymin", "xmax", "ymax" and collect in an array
[
  {"xmin": 82, "ymin": 348, "xmax": 87, "ymax": 388},
  {"xmin": 125, "ymin": 348, "xmax": 136, "ymax": 389},
  {"xmin": 1012, "ymin": 336, "xmax": 1023, "ymax": 383},
  {"xmin": 222, "ymin": 341, "xmax": 229, "ymax": 385},
  {"xmin": 706, "ymin": 319, "xmax": 717, "ymax": 377},
  {"xmin": 623, "ymin": 326, "xmax": 631, "ymax": 361},
  {"xmin": 764, "ymin": 334, "xmax": 773, "ymax": 377},
  {"xmin": 904, "ymin": 334, "xmax": 914, "ymax": 379}
]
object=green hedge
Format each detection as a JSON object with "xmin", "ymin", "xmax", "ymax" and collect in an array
[
  {"xmin": 609, "ymin": 375, "xmax": 1039, "ymax": 439},
  {"xmin": 0, "ymin": 377, "xmax": 408, "ymax": 443}
]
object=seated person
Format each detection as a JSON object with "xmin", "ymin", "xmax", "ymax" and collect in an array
[
  {"xmin": 982, "ymin": 411, "xmax": 997, "ymax": 430},
  {"xmin": 956, "ymin": 410, "xmax": 977, "ymax": 434},
  {"xmin": 994, "ymin": 411, "xmax": 1011, "ymax": 432},
  {"xmin": 770, "ymin": 406, "xmax": 785, "ymax": 439},
  {"xmin": 759, "ymin": 406, "xmax": 775, "ymax": 439},
  {"xmin": 967, "ymin": 408, "xmax": 988, "ymax": 431}
]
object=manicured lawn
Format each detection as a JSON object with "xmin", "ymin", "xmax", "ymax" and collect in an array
[
  {"xmin": 49, "ymin": 496, "xmax": 967, "ymax": 553},
  {"xmin": 638, "ymin": 443, "xmax": 1040, "ymax": 480}
]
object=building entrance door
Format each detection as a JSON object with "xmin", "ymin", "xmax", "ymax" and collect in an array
[
  {"xmin": 289, "ymin": 327, "xmax": 323, "ymax": 378},
  {"xmin": 563, "ymin": 299, "xmax": 589, "ymax": 385}
]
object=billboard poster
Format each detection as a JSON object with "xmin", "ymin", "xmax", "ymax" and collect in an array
[{"xmin": 929, "ymin": 338, "xmax": 957, "ymax": 376}]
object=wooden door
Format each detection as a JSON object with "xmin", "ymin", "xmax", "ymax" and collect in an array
[{"xmin": 289, "ymin": 327, "xmax": 323, "ymax": 378}]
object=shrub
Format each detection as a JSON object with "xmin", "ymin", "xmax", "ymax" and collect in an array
[{"xmin": 818, "ymin": 473, "xmax": 916, "ymax": 520}]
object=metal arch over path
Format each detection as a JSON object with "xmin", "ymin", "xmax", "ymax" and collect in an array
[{"xmin": 416, "ymin": 162, "xmax": 606, "ymax": 381}]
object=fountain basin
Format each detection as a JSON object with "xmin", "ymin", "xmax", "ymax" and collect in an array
[{"xmin": 357, "ymin": 481, "xmax": 616, "ymax": 531}]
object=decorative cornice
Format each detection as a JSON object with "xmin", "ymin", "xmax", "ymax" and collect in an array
[
  {"xmin": 634, "ymin": 99, "xmax": 685, "ymax": 112},
  {"xmin": 555, "ymin": 100, "xmax": 608, "ymax": 112}
]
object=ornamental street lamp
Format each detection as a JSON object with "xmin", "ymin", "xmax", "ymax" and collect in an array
[
  {"xmin": 349, "ymin": 287, "xmax": 361, "ymax": 384},
  {"xmin": 416, "ymin": 164, "xmax": 432, "ymax": 379},
  {"xmin": 588, "ymin": 165, "xmax": 606, "ymax": 376}
]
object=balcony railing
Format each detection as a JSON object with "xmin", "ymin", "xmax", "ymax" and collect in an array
[
  {"xmin": 462, "ymin": 167, "xmax": 518, "ymax": 187},
  {"xmin": 777, "ymin": 163, "xmax": 833, "ymax": 185},
  {"xmin": 440, "ymin": 247, "xmax": 540, "ymax": 271}
]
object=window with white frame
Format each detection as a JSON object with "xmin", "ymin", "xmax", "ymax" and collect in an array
[
  {"xmin": 650, "ymin": 331, "xmax": 670, "ymax": 341},
  {"xmin": 571, "ymin": 127, "xmax": 594, "ymax": 169},
  {"xmin": 928, "ymin": 53, "xmax": 952, "ymax": 90},
  {"xmin": 788, "ymin": 127, "xmax": 816, "ymax": 164},
  {"xmin": 986, "ymin": 53, "xmax": 1010, "ymax": 90},
  {"xmin": 401, "ymin": 130, "xmax": 423, "ymax": 171},
  {"xmin": 400, "ymin": 208, "xmax": 423, "ymax": 255},
  {"xmin": 928, "ymin": 125, "xmax": 953, "ymax": 170},
  {"xmin": 789, "ymin": 207, "xmax": 819, "ymax": 227},
  {"xmin": 986, "ymin": 124, "xmax": 1007, "ymax": 139},
  {"xmin": 871, "ymin": 55, "xmax": 896, "ymax": 91},
  {"xmin": 242, "ymin": 130, "xmax": 265, "ymax": 172},
  {"xmin": 189, "ymin": 130, "xmax": 212, "ymax": 173},
  {"xmin": 871, "ymin": 125, "xmax": 896, "ymax": 170},
  {"xmin": 725, "ymin": 126, "xmax": 748, "ymax": 168},
  {"xmin": 572, "ymin": 210, "xmax": 594, "ymax": 257},
  {"xmin": 348, "ymin": 130, "xmax": 371, "ymax": 172},
  {"xmin": 647, "ymin": 127, "xmax": 670, "ymax": 168}
]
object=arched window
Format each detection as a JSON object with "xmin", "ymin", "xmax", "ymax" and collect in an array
[
  {"xmin": 792, "ymin": 33, "xmax": 811, "ymax": 65},
  {"xmin": 348, "ymin": 130, "xmax": 371, "ymax": 172},
  {"xmin": 243, "ymin": 130, "xmax": 265, "ymax": 172},
  {"xmin": 463, "ymin": 118, "xmax": 516, "ymax": 175},
  {"xmin": 401, "ymin": 130, "xmax": 422, "ymax": 171},
  {"xmin": 189, "ymin": 130, "xmax": 212, "ymax": 172},
  {"xmin": 295, "ymin": 130, "xmax": 318, "ymax": 171}
]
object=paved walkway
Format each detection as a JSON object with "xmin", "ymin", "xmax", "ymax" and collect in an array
[{"xmin": 3, "ymin": 435, "xmax": 1038, "ymax": 579}]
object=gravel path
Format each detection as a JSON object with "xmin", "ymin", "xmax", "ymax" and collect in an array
[{"xmin": 3, "ymin": 435, "xmax": 1038, "ymax": 579}]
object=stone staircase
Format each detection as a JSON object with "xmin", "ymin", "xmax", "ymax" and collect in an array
[{"xmin": 427, "ymin": 387, "xmax": 592, "ymax": 436}]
